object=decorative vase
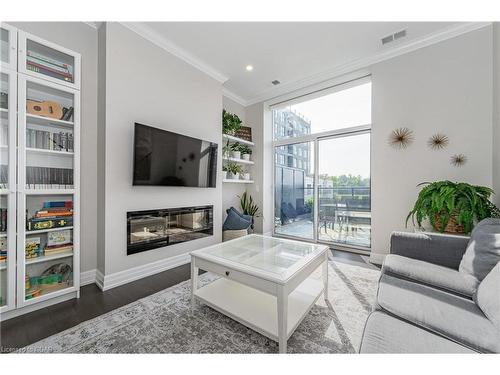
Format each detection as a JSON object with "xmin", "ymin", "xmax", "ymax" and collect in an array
[
  {"xmin": 222, "ymin": 171, "xmax": 227, "ymax": 180},
  {"xmin": 232, "ymin": 151, "xmax": 241, "ymax": 159},
  {"xmin": 242, "ymin": 154, "xmax": 250, "ymax": 161},
  {"xmin": 230, "ymin": 173, "xmax": 239, "ymax": 180},
  {"xmin": 241, "ymin": 173, "xmax": 251, "ymax": 180}
]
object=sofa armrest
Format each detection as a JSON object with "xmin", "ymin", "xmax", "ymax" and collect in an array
[{"xmin": 390, "ymin": 231, "xmax": 469, "ymax": 270}]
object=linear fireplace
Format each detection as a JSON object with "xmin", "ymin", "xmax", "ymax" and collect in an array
[{"xmin": 127, "ymin": 205, "xmax": 213, "ymax": 255}]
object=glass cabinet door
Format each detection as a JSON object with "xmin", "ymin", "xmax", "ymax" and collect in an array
[
  {"xmin": 0, "ymin": 70, "xmax": 17, "ymax": 312},
  {"xmin": 17, "ymin": 74, "xmax": 80, "ymax": 306},
  {"xmin": 0, "ymin": 23, "xmax": 17, "ymax": 71},
  {"xmin": 18, "ymin": 31, "xmax": 80, "ymax": 90}
]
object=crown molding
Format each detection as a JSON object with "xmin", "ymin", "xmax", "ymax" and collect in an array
[
  {"xmin": 222, "ymin": 87, "xmax": 248, "ymax": 106},
  {"xmin": 245, "ymin": 22, "xmax": 491, "ymax": 106},
  {"xmin": 120, "ymin": 22, "xmax": 228, "ymax": 84},
  {"xmin": 83, "ymin": 22, "xmax": 101, "ymax": 30}
]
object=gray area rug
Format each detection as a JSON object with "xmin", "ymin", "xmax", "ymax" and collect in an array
[{"xmin": 22, "ymin": 260, "xmax": 379, "ymax": 353}]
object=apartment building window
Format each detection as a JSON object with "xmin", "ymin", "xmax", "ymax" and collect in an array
[{"xmin": 273, "ymin": 76, "xmax": 372, "ymax": 251}]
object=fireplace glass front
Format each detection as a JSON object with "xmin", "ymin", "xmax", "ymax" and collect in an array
[{"xmin": 127, "ymin": 205, "xmax": 213, "ymax": 255}]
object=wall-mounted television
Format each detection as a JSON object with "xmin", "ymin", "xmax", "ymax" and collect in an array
[{"xmin": 133, "ymin": 123, "xmax": 218, "ymax": 187}]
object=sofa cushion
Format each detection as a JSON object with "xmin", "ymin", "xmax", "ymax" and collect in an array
[
  {"xmin": 222, "ymin": 209, "xmax": 251, "ymax": 231},
  {"xmin": 382, "ymin": 254, "xmax": 478, "ymax": 298},
  {"xmin": 475, "ymin": 262, "xmax": 500, "ymax": 329},
  {"xmin": 459, "ymin": 218, "xmax": 500, "ymax": 282},
  {"xmin": 226, "ymin": 207, "xmax": 253, "ymax": 224},
  {"xmin": 376, "ymin": 273, "xmax": 499, "ymax": 353},
  {"xmin": 359, "ymin": 311, "xmax": 475, "ymax": 353}
]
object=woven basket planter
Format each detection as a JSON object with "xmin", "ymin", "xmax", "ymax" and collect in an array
[
  {"xmin": 222, "ymin": 229, "xmax": 248, "ymax": 242},
  {"xmin": 434, "ymin": 215, "xmax": 465, "ymax": 234}
]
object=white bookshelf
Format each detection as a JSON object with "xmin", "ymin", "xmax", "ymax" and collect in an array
[{"xmin": 0, "ymin": 25, "xmax": 80, "ymax": 315}]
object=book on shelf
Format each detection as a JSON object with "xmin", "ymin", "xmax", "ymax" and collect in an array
[
  {"xmin": 27, "ymin": 200, "xmax": 73, "ymax": 231},
  {"xmin": 0, "ymin": 208, "xmax": 7, "ymax": 232},
  {"xmin": 26, "ymin": 129, "xmax": 73, "ymax": 152},
  {"xmin": 26, "ymin": 60, "xmax": 72, "ymax": 77},
  {"xmin": 26, "ymin": 64, "xmax": 73, "ymax": 83},
  {"xmin": 25, "ymin": 237, "xmax": 42, "ymax": 259},
  {"xmin": 27, "ymin": 50, "xmax": 73, "ymax": 71},
  {"xmin": 44, "ymin": 243, "xmax": 73, "ymax": 255},
  {"xmin": 47, "ymin": 229, "xmax": 72, "ymax": 246},
  {"xmin": 43, "ymin": 200, "xmax": 73, "ymax": 209},
  {"xmin": 27, "ymin": 217, "xmax": 73, "ymax": 231},
  {"xmin": 25, "ymin": 166, "xmax": 74, "ymax": 189}
]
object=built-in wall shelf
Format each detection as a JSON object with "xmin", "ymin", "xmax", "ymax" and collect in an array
[
  {"xmin": 24, "ymin": 189, "xmax": 75, "ymax": 195},
  {"xmin": 223, "ymin": 157, "xmax": 254, "ymax": 165},
  {"xmin": 26, "ymin": 148, "xmax": 74, "ymax": 156},
  {"xmin": 25, "ymin": 250, "xmax": 74, "ymax": 265},
  {"xmin": 26, "ymin": 226, "xmax": 74, "ymax": 235},
  {"xmin": 223, "ymin": 134, "xmax": 255, "ymax": 147},
  {"xmin": 26, "ymin": 113, "xmax": 74, "ymax": 128},
  {"xmin": 223, "ymin": 179, "xmax": 254, "ymax": 184}
]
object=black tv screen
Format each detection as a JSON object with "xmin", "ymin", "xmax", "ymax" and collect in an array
[{"xmin": 133, "ymin": 123, "xmax": 218, "ymax": 187}]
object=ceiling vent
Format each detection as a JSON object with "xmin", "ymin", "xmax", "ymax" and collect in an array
[
  {"xmin": 381, "ymin": 29, "xmax": 407, "ymax": 45},
  {"xmin": 271, "ymin": 80, "xmax": 281, "ymax": 85}
]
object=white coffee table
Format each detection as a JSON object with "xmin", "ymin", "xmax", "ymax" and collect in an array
[{"xmin": 190, "ymin": 234, "xmax": 329, "ymax": 353}]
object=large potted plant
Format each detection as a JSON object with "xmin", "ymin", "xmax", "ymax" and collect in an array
[
  {"xmin": 406, "ymin": 181, "xmax": 500, "ymax": 234},
  {"xmin": 238, "ymin": 192, "xmax": 260, "ymax": 230}
]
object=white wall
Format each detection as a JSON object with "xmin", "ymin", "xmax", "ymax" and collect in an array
[
  {"xmin": 493, "ymin": 23, "xmax": 500, "ymax": 208},
  {"xmin": 370, "ymin": 27, "xmax": 493, "ymax": 263},
  {"xmin": 244, "ymin": 102, "xmax": 274, "ymax": 234},
  {"xmin": 12, "ymin": 22, "xmax": 98, "ymax": 273},
  {"xmin": 99, "ymin": 23, "xmax": 222, "ymax": 276},
  {"xmin": 222, "ymin": 96, "xmax": 247, "ymax": 222}
]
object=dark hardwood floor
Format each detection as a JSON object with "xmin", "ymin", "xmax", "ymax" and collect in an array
[{"xmin": 0, "ymin": 250, "xmax": 375, "ymax": 352}]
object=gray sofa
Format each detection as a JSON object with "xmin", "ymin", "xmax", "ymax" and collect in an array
[{"xmin": 359, "ymin": 218, "xmax": 500, "ymax": 353}]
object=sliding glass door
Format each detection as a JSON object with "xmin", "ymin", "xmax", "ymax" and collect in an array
[
  {"xmin": 317, "ymin": 132, "xmax": 371, "ymax": 248},
  {"xmin": 272, "ymin": 77, "xmax": 371, "ymax": 252}
]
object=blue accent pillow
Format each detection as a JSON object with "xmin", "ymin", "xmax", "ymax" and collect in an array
[
  {"xmin": 226, "ymin": 206, "xmax": 253, "ymax": 223},
  {"xmin": 223, "ymin": 208, "xmax": 251, "ymax": 231}
]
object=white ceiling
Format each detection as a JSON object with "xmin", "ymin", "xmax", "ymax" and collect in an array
[{"xmin": 134, "ymin": 22, "xmax": 483, "ymax": 105}]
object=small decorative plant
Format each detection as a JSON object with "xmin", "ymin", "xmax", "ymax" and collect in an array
[
  {"xmin": 239, "ymin": 144, "xmax": 252, "ymax": 161},
  {"xmin": 406, "ymin": 181, "xmax": 500, "ymax": 234},
  {"xmin": 222, "ymin": 109, "xmax": 242, "ymax": 135},
  {"xmin": 226, "ymin": 162, "xmax": 242, "ymax": 179},
  {"xmin": 239, "ymin": 191, "xmax": 260, "ymax": 218},
  {"xmin": 229, "ymin": 142, "xmax": 243, "ymax": 159},
  {"xmin": 222, "ymin": 140, "xmax": 231, "ymax": 158}
]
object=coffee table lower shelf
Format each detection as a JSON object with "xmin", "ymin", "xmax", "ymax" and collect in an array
[{"xmin": 194, "ymin": 277, "xmax": 323, "ymax": 342}]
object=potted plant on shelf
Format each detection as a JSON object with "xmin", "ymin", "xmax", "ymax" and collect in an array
[
  {"xmin": 406, "ymin": 181, "xmax": 500, "ymax": 234},
  {"xmin": 240, "ymin": 144, "xmax": 252, "ymax": 161},
  {"xmin": 222, "ymin": 109, "xmax": 242, "ymax": 136},
  {"xmin": 230, "ymin": 142, "xmax": 242, "ymax": 159},
  {"xmin": 226, "ymin": 162, "xmax": 242, "ymax": 180},
  {"xmin": 240, "ymin": 169, "xmax": 251, "ymax": 181},
  {"xmin": 222, "ymin": 165, "xmax": 228, "ymax": 180}
]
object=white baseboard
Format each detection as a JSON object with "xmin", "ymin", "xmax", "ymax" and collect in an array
[
  {"xmin": 369, "ymin": 252, "xmax": 386, "ymax": 265},
  {"xmin": 95, "ymin": 269, "xmax": 105, "ymax": 290},
  {"xmin": 98, "ymin": 253, "xmax": 191, "ymax": 291},
  {"xmin": 80, "ymin": 269, "xmax": 97, "ymax": 286}
]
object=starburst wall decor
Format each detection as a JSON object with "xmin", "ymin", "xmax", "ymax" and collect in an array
[
  {"xmin": 388, "ymin": 127, "xmax": 414, "ymax": 149},
  {"xmin": 428, "ymin": 133, "xmax": 449, "ymax": 150},
  {"xmin": 451, "ymin": 154, "xmax": 467, "ymax": 167}
]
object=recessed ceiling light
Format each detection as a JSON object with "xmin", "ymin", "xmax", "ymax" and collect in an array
[{"xmin": 245, "ymin": 65, "xmax": 254, "ymax": 72}]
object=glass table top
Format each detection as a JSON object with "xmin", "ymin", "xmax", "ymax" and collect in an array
[{"xmin": 197, "ymin": 235, "xmax": 326, "ymax": 277}]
